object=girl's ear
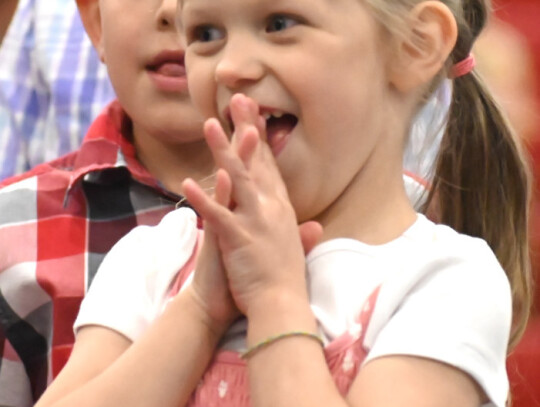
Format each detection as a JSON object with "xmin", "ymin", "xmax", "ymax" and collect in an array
[
  {"xmin": 389, "ymin": 1, "xmax": 457, "ymax": 92},
  {"xmin": 76, "ymin": 0, "xmax": 106, "ymax": 63}
]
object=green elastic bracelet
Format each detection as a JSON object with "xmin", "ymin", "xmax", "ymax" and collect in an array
[{"xmin": 241, "ymin": 331, "xmax": 324, "ymax": 360}]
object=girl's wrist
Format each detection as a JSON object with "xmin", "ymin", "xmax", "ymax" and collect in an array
[
  {"xmin": 174, "ymin": 286, "xmax": 232, "ymax": 341},
  {"xmin": 245, "ymin": 288, "xmax": 317, "ymax": 347}
]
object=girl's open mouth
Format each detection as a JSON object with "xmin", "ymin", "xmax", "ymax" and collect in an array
[
  {"xmin": 263, "ymin": 111, "xmax": 298, "ymax": 156},
  {"xmin": 224, "ymin": 106, "xmax": 298, "ymax": 156}
]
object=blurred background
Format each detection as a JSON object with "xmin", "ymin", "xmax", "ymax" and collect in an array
[{"xmin": 476, "ymin": 1, "xmax": 540, "ymax": 406}]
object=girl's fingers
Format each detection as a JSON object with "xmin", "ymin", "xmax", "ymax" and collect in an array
[
  {"xmin": 229, "ymin": 95, "xmax": 286, "ymax": 193},
  {"xmin": 229, "ymin": 94, "xmax": 267, "ymax": 169},
  {"xmin": 203, "ymin": 118, "xmax": 232, "ymax": 160},
  {"xmin": 202, "ymin": 118, "xmax": 256, "ymax": 206},
  {"xmin": 229, "ymin": 94, "xmax": 260, "ymax": 143},
  {"xmin": 203, "ymin": 116, "xmax": 248, "ymax": 180},
  {"xmin": 213, "ymin": 168, "xmax": 232, "ymax": 208},
  {"xmin": 202, "ymin": 94, "xmax": 286, "ymax": 211},
  {"xmin": 182, "ymin": 177, "xmax": 244, "ymax": 247},
  {"xmin": 181, "ymin": 178, "xmax": 225, "ymax": 225},
  {"xmin": 236, "ymin": 128, "xmax": 259, "ymax": 169},
  {"xmin": 256, "ymin": 115, "xmax": 266, "ymax": 139}
]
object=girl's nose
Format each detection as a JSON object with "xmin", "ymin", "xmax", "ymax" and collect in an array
[
  {"xmin": 214, "ymin": 44, "xmax": 265, "ymax": 89},
  {"xmin": 156, "ymin": 0, "xmax": 177, "ymax": 31}
]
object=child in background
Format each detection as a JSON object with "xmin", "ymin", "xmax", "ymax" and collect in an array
[
  {"xmin": 36, "ymin": 0, "xmax": 531, "ymax": 407},
  {"xmin": 0, "ymin": 0, "xmax": 213, "ymax": 404}
]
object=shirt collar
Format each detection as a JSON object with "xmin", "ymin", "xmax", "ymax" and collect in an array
[{"xmin": 65, "ymin": 101, "xmax": 178, "ymax": 202}]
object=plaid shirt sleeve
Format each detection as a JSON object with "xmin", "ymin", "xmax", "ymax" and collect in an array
[
  {"xmin": 0, "ymin": 0, "xmax": 115, "ymax": 181},
  {"xmin": 0, "ymin": 176, "xmax": 54, "ymax": 407},
  {"xmin": 0, "ymin": 169, "xmax": 178, "ymax": 406}
]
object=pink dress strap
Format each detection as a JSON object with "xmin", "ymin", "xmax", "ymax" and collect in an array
[
  {"xmin": 168, "ymin": 229, "xmax": 204, "ymax": 296},
  {"xmin": 325, "ymin": 285, "xmax": 381, "ymax": 395}
]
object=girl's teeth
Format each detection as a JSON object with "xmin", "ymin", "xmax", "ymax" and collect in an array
[{"xmin": 262, "ymin": 111, "xmax": 285, "ymax": 120}]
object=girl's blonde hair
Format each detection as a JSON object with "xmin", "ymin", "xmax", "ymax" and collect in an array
[{"xmin": 367, "ymin": 0, "xmax": 532, "ymax": 350}]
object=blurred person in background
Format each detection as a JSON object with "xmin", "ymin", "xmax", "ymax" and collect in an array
[{"xmin": 0, "ymin": 0, "xmax": 115, "ymax": 180}]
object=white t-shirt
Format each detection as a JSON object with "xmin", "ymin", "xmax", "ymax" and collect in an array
[{"xmin": 75, "ymin": 207, "xmax": 511, "ymax": 407}]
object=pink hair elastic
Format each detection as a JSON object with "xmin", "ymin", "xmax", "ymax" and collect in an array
[{"xmin": 450, "ymin": 53, "xmax": 476, "ymax": 79}]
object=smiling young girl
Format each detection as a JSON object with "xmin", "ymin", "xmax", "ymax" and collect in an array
[{"xmin": 36, "ymin": 0, "xmax": 530, "ymax": 406}]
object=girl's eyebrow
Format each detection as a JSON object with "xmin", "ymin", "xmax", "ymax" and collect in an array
[{"xmin": 180, "ymin": 0, "xmax": 215, "ymax": 17}]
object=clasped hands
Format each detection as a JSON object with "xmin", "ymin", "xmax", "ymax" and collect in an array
[{"xmin": 181, "ymin": 93, "xmax": 323, "ymax": 336}]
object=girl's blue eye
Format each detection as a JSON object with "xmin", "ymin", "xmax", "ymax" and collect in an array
[
  {"xmin": 266, "ymin": 15, "xmax": 298, "ymax": 33},
  {"xmin": 194, "ymin": 26, "xmax": 223, "ymax": 42}
]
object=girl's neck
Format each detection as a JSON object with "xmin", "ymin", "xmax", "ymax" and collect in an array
[
  {"xmin": 318, "ymin": 186, "xmax": 417, "ymax": 246},
  {"xmin": 315, "ymin": 153, "xmax": 417, "ymax": 246}
]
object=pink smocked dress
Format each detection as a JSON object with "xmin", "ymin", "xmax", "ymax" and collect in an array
[{"xmin": 167, "ymin": 243, "xmax": 380, "ymax": 407}]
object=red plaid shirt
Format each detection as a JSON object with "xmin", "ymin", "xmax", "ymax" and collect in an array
[{"xmin": 0, "ymin": 101, "xmax": 185, "ymax": 406}]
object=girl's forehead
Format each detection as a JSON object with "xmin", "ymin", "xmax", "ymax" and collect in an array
[
  {"xmin": 179, "ymin": 0, "xmax": 369, "ymax": 22},
  {"xmin": 181, "ymin": 0, "xmax": 338, "ymax": 11}
]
